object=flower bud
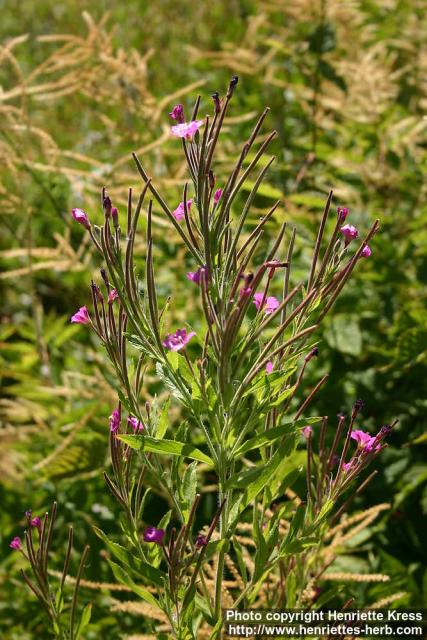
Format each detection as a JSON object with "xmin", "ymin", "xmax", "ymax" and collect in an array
[
  {"xmin": 111, "ymin": 207, "xmax": 119, "ymax": 228},
  {"xmin": 71, "ymin": 208, "xmax": 90, "ymax": 230},
  {"xmin": 103, "ymin": 196, "xmax": 112, "ymax": 219},
  {"xmin": 227, "ymin": 75, "xmax": 239, "ymax": 98},
  {"xmin": 100, "ymin": 269, "xmax": 109, "ymax": 288},
  {"xmin": 169, "ymin": 104, "xmax": 185, "ymax": 123},
  {"xmin": 212, "ymin": 92, "xmax": 221, "ymax": 114},
  {"xmin": 9, "ymin": 537, "xmax": 22, "ymax": 551},
  {"xmin": 337, "ymin": 206, "xmax": 349, "ymax": 221}
]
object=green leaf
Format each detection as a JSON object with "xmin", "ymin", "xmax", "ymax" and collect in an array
[
  {"xmin": 311, "ymin": 499, "xmax": 334, "ymax": 528},
  {"xmin": 117, "ymin": 435, "xmax": 213, "ymax": 465},
  {"xmin": 240, "ymin": 448, "xmax": 284, "ymax": 506},
  {"xmin": 108, "ymin": 560, "xmax": 160, "ymax": 608},
  {"xmin": 156, "ymin": 398, "xmax": 170, "ymax": 439},
  {"xmin": 282, "ymin": 504, "xmax": 306, "ymax": 548},
  {"xmin": 93, "ymin": 526, "xmax": 165, "ymax": 586},
  {"xmin": 75, "ymin": 603, "xmax": 92, "ymax": 640},
  {"xmin": 182, "ymin": 461, "xmax": 198, "ymax": 512},
  {"xmin": 167, "ymin": 350, "xmax": 180, "ymax": 372},
  {"xmin": 233, "ymin": 417, "xmax": 321, "ymax": 458}
]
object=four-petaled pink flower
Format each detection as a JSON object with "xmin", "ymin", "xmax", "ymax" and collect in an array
[
  {"xmin": 172, "ymin": 199, "xmax": 193, "ymax": 222},
  {"xmin": 71, "ymin": 306, "xmax": 90, "ymax": 325},
  {"xmin": 128, "ymin": 416, "xmax": 144, "ymax": 433},
  {"xmin": 266, "ymin": 361, "xmax": 274, "ymax": 374},
  {"xmin": 187, "ymin": 266, "xmax": 208, "ymax": 285},
  {"xmin": 361, "ymin": 245, "xmax": 372, "ymax": 258},
  {"xmin": 351, "ymin": 429, "xmax": 379, "ymax": 452},
  {"xmin": 143, "ymin": 526, "xmax": 165, "ymax": 544},
  {"xmin": 340, "ymin": 224, "xmax": 358, "ymax": 243},
  {"xmin": 71, "ymin": 208, "xmax": 90, "ymax": 230},
  {"xmin": 253, "ymin": 293, "xmax": 280, "ymax": 315},
  {"xmin": 169, "ymin": 104, "xmax": 184, "ymax": 123},
  {"xmin": 171, "ymin": 120, "xmax": 204, "ymax": 140},
  {"xmin": 214, "ymin": 188, "xmax": 223, "ymax": 204},
  {"xmin": 163, "ymin": 329, "xmax": 195, "ymax": 352},
  {"xmin": 108, "ymin": 288, "xmax": 119, "ymax": 304},
  {"xmin": 302, "ymin": 426, "xmax": 313, "ymax": 439},
  {"xmin": 9, "ymin": 537, "xmax": 22, "ymax": 550},
  {"xmin": 109, "ymin": 408, "xmax": 120, "ymax": 433}
]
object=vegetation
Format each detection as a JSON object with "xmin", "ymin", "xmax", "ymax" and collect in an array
[{"xmin": 1, "ymin": 1, "xmax": 426, "ymax": 638}]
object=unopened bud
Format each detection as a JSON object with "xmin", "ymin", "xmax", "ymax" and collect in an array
[
  {"xmin": 227, "ymin": 75, "xmax": 239, "ymax": 98},
  {"xmin": 103, "ymin": 196, "xmax": 112, "ymax": 218},
  {"xmin": 305, "ymin": 346, "xmax": 319, "ymax": 362},
  {"xmin": 212, "ymin": 92, "xmax": 221, "ymax": 114},
  {"xmin": 353, "ymin": 398, "xmax": 365, "ymax": 412},
  {"xmin": 111, "ymin": 207, "xmax": 119, "ymax": 228},
  {"xmin": 91, "ymin": 281, "xmax": 104, "ymax": 302},
  {"xmin": 208, "ymin": 170, "xmax": 215, "ymax": 190},
  {"xmin": 100, "ymin": 268, "xmax": 109, "ymax": 288}
]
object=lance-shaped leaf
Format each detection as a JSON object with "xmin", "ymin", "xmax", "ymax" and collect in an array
[
  {"xmin": 107, "ymin": 560, "xmax": 160, "ymax": 608},
  {"xmin": 93, "ymin": 526, "xmax": 166, "ymax": 586},
  {"xmin": 117, "ymin": 434, "xmax": 214, "ymax": 466},
  {"xmin": 233, "ymin": 417, "xmax": 322, "ymax": 458}
]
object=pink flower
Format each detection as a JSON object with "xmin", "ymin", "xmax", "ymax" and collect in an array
[
  {"xmin": 350, "ymin": 429, "xmax": 379, "ymax": 452},
  {"xmin": 128, "ymin": 416, "xmax": 144, "ymax": 432},
  {"xmin": 70, "ymin": 306, "xmax": 90, "ymax": 325},
  {"xmin": 143, "ymin": 526, "xmax": 165, "ymax": 544},
  {"xmin": 71, "ymin": 208, "xmax": 90, "ymax": 230},
  {"xmin": 302, "ymin": 426, "xmax": 313, "ymax": 438},
  {"xmin": 253, "ymin": 293, "xmax": 280, "ymax": 315},
  {"xmin": 9, "ymin": 537, "xmax": 22, "ymax": 550},
  {"xmin": 361, "ymin": 245, "xmax": 372, "ymax": 258},
  {"xmin": 337, "ymin": 207, "xmax": 349, "ymax": 221},
  {"xmin": 163, "ymin": 329, "xmax": 195, "ymax": 352},
  {"xmin": 187, "ymin": 266, "xmax": 208, "ymax": 285},
  {"xmin": 31, "ymin": 516, "xmax": 41, "ymax": 528},
  {"xmin": 109, "ymin": 408, "xmax": 120, "ymax": 433},
  {"xmin": 214, "ymin": 188, "xmax": 223, "ymax": 204},
  {"xmin": 169, "ymin": 104, "xmax": 184, "ymax": 123},
  {"xmin": 171, "ymin": 120, "xmax": 204, "ymax": 140},
  {"xmin": 108, "ymin": 289, "xmax": 119, "ymax": 304},
  {"xmin": 343, "ymin": 460, "xmax": 354, "ymax": 473},
  {"xmin": 172, "ymin": 199, "xmax": 193, "ymax": 222},
  {"xmin": 340, "ymin": 224, "xmax": 358, "ymax": 243},
  {"xmin": 266, "ymin": 361, "xmax": 274, "ymax": 374}
]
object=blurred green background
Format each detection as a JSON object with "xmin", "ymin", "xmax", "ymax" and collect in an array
[{"xmin": 1, "ymin": 0, "xmax": 427, "ymax": 637}]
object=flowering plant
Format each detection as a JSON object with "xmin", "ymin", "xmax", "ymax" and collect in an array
[{"xmin": 12, "ymin": 77, "xmax": 394, "ymax": 638}]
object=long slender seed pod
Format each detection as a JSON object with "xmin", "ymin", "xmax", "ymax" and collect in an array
[
  {"xmin": 294, "ymin": 374, "xmax": 329, "ymax": 420},
  {"xmin": 281, "ymin": 227, "xmax": 296, "ymax": 323},
  {"xmin": 69, "ymin": 545, "xmax": 90, "ymax": 640},
  {"xmin": 61, "ymin": 527, "xmax": 74, "ymax": 592},
  {"xmin": 307, "ymin": 190, "xmax": 333, "ymax": 290},
  {"xmin": 132, "ymin": 153, "xmax": 203, "ymax": 263}
]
